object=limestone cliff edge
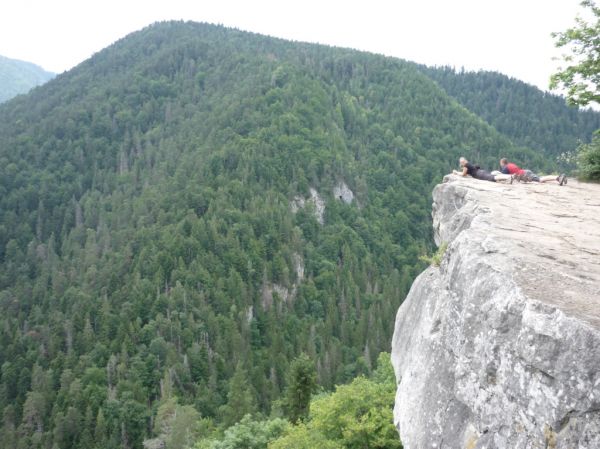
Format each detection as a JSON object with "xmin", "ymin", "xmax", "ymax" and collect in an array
[{"xmin": 391, "ymin": 176, "xmax": 600, "ymax": 448}]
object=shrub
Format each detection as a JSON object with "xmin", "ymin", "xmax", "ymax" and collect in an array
[
  {"xmin": 577, "ymin": 134, "xmax": 600, "ymax": 181},
  {"xmin": 419, "ymin": 242, "xmax": 448, "ymax": 267}
]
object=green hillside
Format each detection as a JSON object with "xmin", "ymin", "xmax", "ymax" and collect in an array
[
  {"xmin": 0, "ymin": 55, "xmax": 54, "ymax": 103},
  {"xmin": 0, "ymin": 21, "xmax": 588, "ymax": 448},
  {"xmin": 421, "ymin": 66, "xmax": 600, "ymax": 169}
]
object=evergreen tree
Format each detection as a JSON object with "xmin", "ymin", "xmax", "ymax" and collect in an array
[
  {"xmin": 0, "ymin": 20, "xmax": 590, "ymax": 448},
  {"xmin": 283, "ymin": 353, "xmax": 317, "ymax": 423},
  {"xmin": 221, "ymin": 363, "xmax": 256, "ymax": 427}
]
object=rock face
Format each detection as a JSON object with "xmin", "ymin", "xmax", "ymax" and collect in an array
[
  {"xmin": 333, "ymin": 181, "xmax": 354, "ymax": 204},
  {"xmin": 291, "ymin": 188, "xmax": 325, "ymax": 224},
  {"xmin": 391, "ymin": 176, "xmax": 600, "ymax": 449}
]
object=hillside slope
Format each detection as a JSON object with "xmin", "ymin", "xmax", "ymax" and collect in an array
[
  {"xmin": 0, "ymin": 55, "xmax": 54, "ymax": 103},
  {"xmin": 421, "ymin": 67, "xmax": 600, "ymax": 169},
  {"xmin": 0, "ymin": 21, "xmax": 580, "ymax": 448}
]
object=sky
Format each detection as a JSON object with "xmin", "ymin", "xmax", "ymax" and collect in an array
[{"xmin": 0, "ymin": 0, "xmax": 585, "ymax": 92}]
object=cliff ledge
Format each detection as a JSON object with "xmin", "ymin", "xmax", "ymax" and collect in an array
[{"xmin": 391, "ymin": 176, "xmax": 600, "ymax": 449}]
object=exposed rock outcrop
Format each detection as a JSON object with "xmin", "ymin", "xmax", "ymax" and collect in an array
[
  {"xmin": 291, "ymin": 188, "xmax": 325, "ymax": 224},
  {"xmin": 391, "ymin": 176, "xmax": 600, "ymax": 449},
  {"xmin": 334, "ymin": 181, "xmax": 354, "ymax": 204},
  {"xmin": 261, "ymin": 253, "xmax": 305, "ymax": 310}
]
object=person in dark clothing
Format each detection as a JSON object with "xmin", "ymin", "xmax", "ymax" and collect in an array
[{"xmin": 453, "ymin": 157, "xmax": 511, "ymax": 182}]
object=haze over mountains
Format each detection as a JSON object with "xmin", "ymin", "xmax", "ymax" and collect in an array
[
  {"xmin": 0, "ymin": 55, "xmax": 54, "ymax": 103},
  {"xmin": 0, "ymin": 21, "xmax": 597, "ymax": 449}
]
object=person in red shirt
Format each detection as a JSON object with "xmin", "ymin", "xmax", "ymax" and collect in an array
[
  {"xmin": 499, "ymin": 158, "xmax": 567, "ymax": 185},
  {"xmin": 501, "ymin": 161, "xmax": 525, "ymax": 176}
]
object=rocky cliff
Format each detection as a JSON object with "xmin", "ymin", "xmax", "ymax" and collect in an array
[{"xmin": 391, "ymin": 176, "xmax": 600, "ymax": 449}]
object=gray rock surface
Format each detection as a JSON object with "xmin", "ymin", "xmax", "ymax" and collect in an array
[
  {"xmin": 333, "ymin": 181, "xmax": 354, "ymax": 204},
  {"xmin": 391, "ymin": 176, "xmax": 600, "ymax": 449},
  {"xmin": 291, "ymin": 187, "xmax": 325, "ymax": 224}
]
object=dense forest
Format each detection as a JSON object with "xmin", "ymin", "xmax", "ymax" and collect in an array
[
  {"xmin": 421, "ymin": 66, "xmax": 600, "ymax": 170},
  {"xmin": 0, "ymin": 55, "xmax": 54, "ymax": 103},
  {"xmin": 0, "ymin": 21, "xmax": 596, "ymax": 449}
]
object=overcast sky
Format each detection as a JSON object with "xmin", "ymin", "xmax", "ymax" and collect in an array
[{"xmin": 0, "ymin": 0, "xmax": 584, "ymax": 92}]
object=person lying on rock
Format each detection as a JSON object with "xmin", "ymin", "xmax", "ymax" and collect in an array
[
  {"xmin": 499, "ymin": 158, "xmax": 567, "ymax": 185},
  {"xmin": 453, "ymin": 157, "xmax": 512, "ymax": 182}
]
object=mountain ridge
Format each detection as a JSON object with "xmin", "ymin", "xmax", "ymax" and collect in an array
[
  {"xmin": 420, "ymin": 66, "xmax": 600, "ymax": 168},
  {"xmin": 0, "ymin": 21, "xmax": 598, "ymax": 449},
  {"xmin": 0, "ymin": 54, "xmax": 54, "ymax": 103}
]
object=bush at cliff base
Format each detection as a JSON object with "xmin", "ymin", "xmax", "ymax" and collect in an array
[
  {"xmin": 268, "ymin": 353, "xmax": 402, "ymax": 449},
  {"xmin": 578, "ymin": 133, "xmax": 600, "ymax": 181}
]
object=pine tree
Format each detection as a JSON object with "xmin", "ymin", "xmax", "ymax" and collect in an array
[
  {"xmin": 93, "ymin": 409, "xmax": 107, "ymax": 449},
  {"xmin": 284, "ymin": 353, "xmax": 317, "ymax": 423},
  {"xmin": 221, "ymin": 362, "xmax": 256, "ymax": 427}
]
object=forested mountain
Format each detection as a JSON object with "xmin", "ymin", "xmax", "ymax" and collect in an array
[
  {"xmin": 421, "ymin": 66, "xmax": 600, "ymax": 168},
  {"xmin": 0, "ymin": 21, "xmax": 589, "ymax": 449},
  {"xmin": 0, "ymin": 55, "xmax": 54, "ymax": 103}
]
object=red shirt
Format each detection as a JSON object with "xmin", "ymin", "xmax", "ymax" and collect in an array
[{"xmin": 503, "ymin": 162, "xmax": 525, "ymax": 175}]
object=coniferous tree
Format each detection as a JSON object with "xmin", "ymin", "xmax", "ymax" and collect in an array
[
  {"xmin": 221, "ymin": 363, "xmax": 256, "ymax": 427},
  {"xmin": 284, "ymin": 353, "xmax": 317, "ymax": 423},
  {"xmin": 0, "ymin": 21, "xmax": 592, "ymax": 448}
]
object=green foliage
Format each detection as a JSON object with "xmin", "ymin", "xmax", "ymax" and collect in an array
[
  {"xmin": 424, "ymin": 66, "xmax": 600, "ymax": 172},
  {"xmin": 0, "ymin": 55, "xmax": 54, "ymax": 103},
  {"xmin": 371, "ymin": 352, "xmax": 397, "ymax": 385},
  {"xmin": 269, "ymin": 353, "xmax": 402, "ymax": 449},
  {"xmin": 419, "ymin": 242, "xmax": 448, "ymax": 267},
  {"xmin": 194, "ymin": 415, "xmax": 288, "ymax": 449},
  {"xmin": 577, "ymin": 132, "xmax": 600, "ymax": 180},
  {"xmin": 0, "ymin": 20, "xmax": 583, "ymax": 449},
  {"xmin": 550, "ymin": 1, "xmax": 600, "ymax": 180},
  {"xmin": 551, "ymin": 0, "xmax": 600, "ymax": 106},
  {"xmin": 220, "ymin": 363, "xmax": 257, "ymax": 427},
  {"xmin": 146, "ymin": 398, "xmax": 206, "ymax": 449},
  {"xmin": 268, "ymin": 424, "xmax": 341, "ymax": 449},
  {"xmin": 283, "ymin": 353, "xmax": 317, "ymax": 423},
  {"xmin": 306, "ymin": 379, "xmax": 400, "ymax": 449}
]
